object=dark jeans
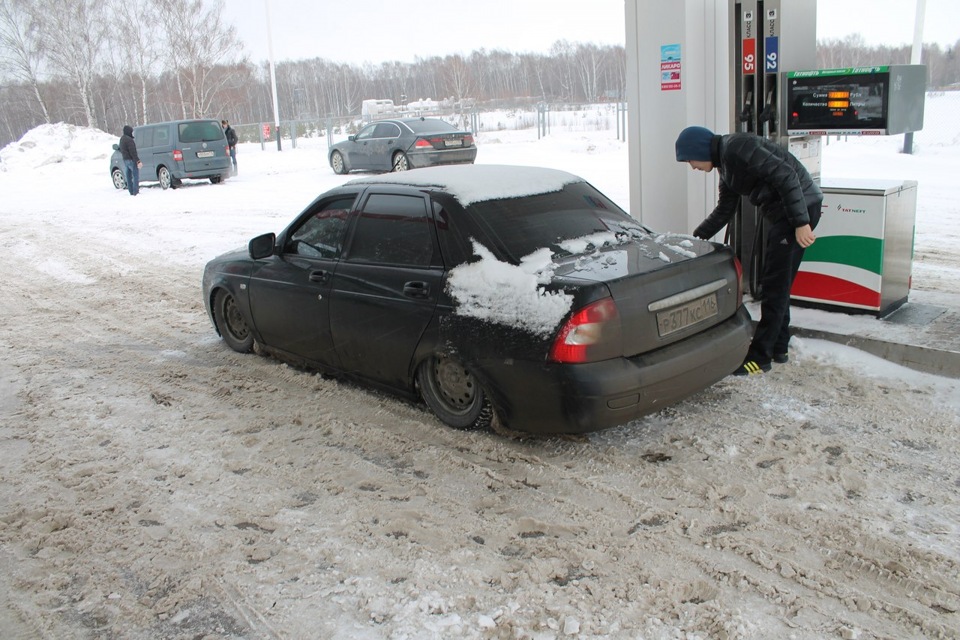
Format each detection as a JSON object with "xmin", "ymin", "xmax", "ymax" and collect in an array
[
  {"xmin": 229, "ymin": 145, "xmax": 237, "ymax": 172},
  {"xmin": 747, "ymin": 200, "xmax": 822, "ymax": 364},
  {"xmin": 124, "ymin": 159, "xmax": 140, "ymax": 195}
]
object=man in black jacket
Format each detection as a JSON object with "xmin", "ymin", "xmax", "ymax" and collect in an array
[
  {"xmin": 118, "ymin": 125, "xmax": 142, "ymax": 196},
  {"xmin": 222, "ymin": 119, "xmax": 238, "ymax": 175},
  {"xmin": 675, "ymin": 126, "xmax": 822, "ymax": 376}
]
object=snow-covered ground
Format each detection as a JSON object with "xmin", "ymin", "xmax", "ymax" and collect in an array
[{"xmin": 0, "ymin": 100, "xmax": 958, "ymax": 639}]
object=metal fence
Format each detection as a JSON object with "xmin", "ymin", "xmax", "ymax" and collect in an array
[{"xmin": 229, "ymin": 102, "xmax": 631, "ymax": 153}]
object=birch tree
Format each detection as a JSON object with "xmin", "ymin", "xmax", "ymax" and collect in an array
[
  {"xmin": 0, "ymin": 0, "xmax": 50, "ymax": 123},
  {"xmin": 157, "ymin": 0, "xmax": 242, "ymax": 118},
  {"xmin": 35, "ymin": 0, "xmax": 108, "ymax": 128}
]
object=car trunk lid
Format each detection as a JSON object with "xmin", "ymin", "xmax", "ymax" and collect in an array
[{"xmin": 551, "ymin": 235, "xmax": 742, "ymax": 357}]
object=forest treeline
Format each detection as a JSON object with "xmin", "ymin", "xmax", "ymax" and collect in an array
[{"xmin": 1, "ymin": 0, "xmax": 959, "ymax": 149}]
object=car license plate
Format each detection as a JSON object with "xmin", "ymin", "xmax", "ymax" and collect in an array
[
  {"xmin": 444, "ymin": 139, "xmax": 463, "ymax": 147},
  {"xmin": 197, "ymin": 151, "xmax": 215, "ymax": 158},
  {"xmin": 656, "ymin": 293, "xmax": 718, "ymax": 337}
]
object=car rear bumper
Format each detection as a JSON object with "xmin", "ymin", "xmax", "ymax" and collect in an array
[
  {"xmin": 175, "ymin": 159, "xmax": 232, "ymax": 179},
  {"xmin": 482, "ymin": 307, "xmax": 753, "ymax": 434},
  {"xmin": 407, "ymin": 147, "xmax": 478, "ymax": 168}
]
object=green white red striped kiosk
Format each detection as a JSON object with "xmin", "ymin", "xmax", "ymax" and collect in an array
[{"xmin": 791, "ymin": 179, "xmax": 918, "ymax": 317}]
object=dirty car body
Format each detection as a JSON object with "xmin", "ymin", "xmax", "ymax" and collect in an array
[{"xmin": 202, "ymin": 165, "xmax": 751, "ymax": 435}]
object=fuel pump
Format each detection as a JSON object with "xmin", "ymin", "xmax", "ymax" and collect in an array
[{"xmin": 729, "ymin": 0, "xmax": 818, "ymax": 298}]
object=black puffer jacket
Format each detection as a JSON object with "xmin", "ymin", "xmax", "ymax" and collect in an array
[
  {"xmin": 693, "ymin": 133, "xmax": 822, "ymax": 239},
  {"xmin": 118, "ymin": 126, "xmax": 139, "ymax": 163}
]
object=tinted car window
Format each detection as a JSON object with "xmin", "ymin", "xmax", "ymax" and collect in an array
[
  {"xmin": 469, "ymin": 183, "xmax": 645, "ymax": 261},
  {"xmin": 178, "ymin": 121, "xmax": 224, "ymax": 143},
  {"xmin": 405, "ymin": 119, "xmax": 457, "ymax": 134},
  {"xmin": 354, "ymin": 124, "xmax": 377, "ymax": 141},
  {"xmin": 136, "ymin": 127, "xmax": 154, "ymax": 148},
  {"xmin": 347, "ymin": 194, "xmax": 433, "ymax": 266},
  {"xmin": 372, "ymin": 122, "xmax": 401, "ymax": 138},
  {"xmin": 154, "ymin": 126, "xmax": 170, "ymax": 146},
  {"xmin": 286, "ymin": 197, "xmax": 355, "ymax": 259}
]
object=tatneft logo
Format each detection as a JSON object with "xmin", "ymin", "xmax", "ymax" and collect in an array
[{"xmin": 837, "ymin": 203, "xmax": 867, "ymax": 214}]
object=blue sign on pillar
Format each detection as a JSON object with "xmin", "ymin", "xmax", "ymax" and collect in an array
[{"xmin": 765, "ymin": 36, "xmax": 779, "ymax": 72}]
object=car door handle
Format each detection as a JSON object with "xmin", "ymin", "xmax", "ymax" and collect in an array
[
  {"xmin": 309, "ymin": 270, "xmax": 330, "ymax": 283},
  {"xmin": 403, "ymin": 281, "xmax": 430, "ymax": 298}
]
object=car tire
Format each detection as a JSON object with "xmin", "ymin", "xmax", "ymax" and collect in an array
[
  {"xmin": 330, "ymin": 150, "xmax": 348, "ymax": 175},
  {"xmin": 213, "ymin": 289, "xmax": 254, "ymax": 353},
  {"xmin": 111, "ymin": 168, "xmax": 126, "ymax": 190},
  {"xmin": 209, "ymin": 175, "xmax": 222, "ymax": 184},
  {"xmin": 392, "ymin": 151, "xmax": 409, "ymax": 172},
  {"xmin": 158, "ymin": 166, "xmax": 172, "ymax": 190},
  {"xmin": 417, "ymin": 354, "xmax": 494, "ymax": 430}
]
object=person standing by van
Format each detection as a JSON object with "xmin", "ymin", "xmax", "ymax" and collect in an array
[
  {"xmin": 222, "ymin": 119, "xmax": 238, "ymax": 175},
  {"xmin": 119, "ymin": 125, "xmax": 142, "ymax": 196}
]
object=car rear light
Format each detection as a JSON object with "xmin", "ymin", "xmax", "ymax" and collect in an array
[
  {"xmin": 414, "ymin": 138, "xmax": 432, "ymax": 149},
  {"xmin": 734, "ymin": 256, "xmax": 744, "ymax": 304},
  {"xmin": 464, "ymin": 134, "xmax": 474, "ymax": 146},
  {"xmin": 173, "ymin": 149, "xmax": 183, "ymax": 162},
  {"xmin": 548, "ymin": 297, "xmax": 622, "ymax": 364}
]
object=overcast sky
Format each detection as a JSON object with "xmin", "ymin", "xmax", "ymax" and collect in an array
[{"xmin": 223, "ymin": 0, "xmax": 960, "ymax": 65}]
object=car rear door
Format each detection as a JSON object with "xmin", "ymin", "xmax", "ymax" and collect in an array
[
  {"xmin": 246, "ymin": 195, "xmax": 357, "ymax": 369},
  {"xmin": 328, "ymin": 189, "xmax": 444, "ymax": 388},
  {"xmin": 177, "ymin": 120, "xmax": 227, "ymax": 174}
]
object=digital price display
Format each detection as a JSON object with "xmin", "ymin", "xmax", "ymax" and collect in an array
[{"xmin": 786, "ymin": 68, "xmax": 888, "ymax": 133}]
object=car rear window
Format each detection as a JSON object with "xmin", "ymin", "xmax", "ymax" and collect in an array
[
  {"xmin": 404, "ymin": 119, "xmax": 458, "ymax": 134},
  {"xmin": 178, "ymin": 121, "xmax": 225, "ymax": 143},
  {"xmin": 468, "ymin": 183, "xmax": 646, "ymax": 261}
]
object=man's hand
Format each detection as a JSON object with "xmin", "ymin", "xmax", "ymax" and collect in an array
[{"xmin": 795, "ymin": 224, "xmax": 816, "ymax": 248}]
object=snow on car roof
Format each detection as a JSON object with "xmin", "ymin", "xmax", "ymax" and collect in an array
[{"xmin": 342, "ymin": 164, "xmax": 584, "ymax": 206}]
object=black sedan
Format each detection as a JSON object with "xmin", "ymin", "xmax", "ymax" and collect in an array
[
  {"xmin": 202, "ymin": 165, "xmax": 751, "ymax": 435},
  {"xmin": 328, "ymin": 117, "xmax": 476, "ymax": 174}
]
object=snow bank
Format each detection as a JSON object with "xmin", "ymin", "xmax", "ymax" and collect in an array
[{"xmin": 0, "ymin": 122, "xmax": 117, "ymax": 171}]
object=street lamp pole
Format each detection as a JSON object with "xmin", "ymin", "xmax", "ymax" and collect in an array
[{"xmin": 264, "ymin": 0, "xmax": 281, "ymax": 151}]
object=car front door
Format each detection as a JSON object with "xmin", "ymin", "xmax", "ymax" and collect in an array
[
  {"xmin": 367, "ymin": 122, "xmax": 402, "ymax": 171},
  {"xmin": 347, "ymin": 123, "xmax": 378, "ymax": 170},
  {"xmin": 328, "ymin": 190, "xmax": 444, "ymax": 388},
  {"xmin": 246, "ymin": 195, "xmax": 356, "ymax": 369}
]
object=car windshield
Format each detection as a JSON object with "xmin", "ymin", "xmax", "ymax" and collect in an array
[
  {"xmin": 178, "ymin": 121, "xmax": 225, "ymax": 143},
  {"xmin": 404, "ymin": 119, "xmax": 458, "ymax": 134},
  {"xmin": 469, "ymin": 183, "xmax": 648, "ymax": 261}
]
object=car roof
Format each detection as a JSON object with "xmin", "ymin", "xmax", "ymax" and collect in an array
[{"xmin": 342, "ymin": 164, "xmax": 584, "ymax": 206}]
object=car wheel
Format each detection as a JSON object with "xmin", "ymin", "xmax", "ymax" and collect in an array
[
  {"xmin": 213, "ymin": 289, "xmax": 254, "ymax": 353},
  {"xmin": 330, "ymin": 150, "xmax": 348, "ymax": 175},
  {"xmin": 417, "ymin": 354, "xmax": 494, "ymax": 430},
  {"xmin": 158, "ymin": 166, "xmax": 172, "ymax": 190},
  {"xmin": 111, "ymin": 168, "xmax": 126, "ymax": 190},
  {"xmin": 392, "ymin": 151, "xmax": 409, "ymax": 172},
  {"xmin": 209, "ymin": 175, "xmax": 222, "ymax": 184}
]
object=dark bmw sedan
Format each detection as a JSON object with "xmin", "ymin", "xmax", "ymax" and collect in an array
[
  {"xmin": 202, "ymin": 165, "xmax": 751, "ymax": 435},
  {"xmin": 328, "ymin": 117, "xmax": 476, "ymax": 174}
]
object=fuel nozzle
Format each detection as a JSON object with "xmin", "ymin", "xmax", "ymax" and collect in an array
[
  {"xmin": 759, "ymin": 85, "xmax": 777, "ymax": 136},
  {"xmin": 739, "ymin": 91, "xmax": 754, "ymax": 132}
]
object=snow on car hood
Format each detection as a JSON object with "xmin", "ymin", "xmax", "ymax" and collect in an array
[{"xmin": 343, "ymin": 164, "xmax": 583, "ymax": 206}]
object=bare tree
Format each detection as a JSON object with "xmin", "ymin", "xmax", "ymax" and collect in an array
[
  {"xmin": 0, "ymin": 0, "xmax": 50, "ymax": 123},
  {"xmin": 157, "ymin": 0, "xmax": 243, "ymax": 119},
  {"xmin": 111, "ymin": 0, "xmax": 161, "ymax": 125},
  {"xmin": 33, "ymin": 0, "xmax": 108, "ymax": 128},
  {"xmin": 441, "ymin": 54, "xmax": 474, "ymax": 104}
]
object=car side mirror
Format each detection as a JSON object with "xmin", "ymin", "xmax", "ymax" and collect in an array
[
  {"xmin": 112, "ymin": 143, "xmax": 119, "ymax": 151},
  {"xmin": 248, "ymin": 233, "xmax": 277, "ymax": 259},
  {"xmin": 348, "ymin": 135, "xmax": 356, "ymax": 142}
]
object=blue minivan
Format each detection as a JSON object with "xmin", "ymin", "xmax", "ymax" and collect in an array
[{"xmin": 110, "ymin": 119, "xmax": 231, "ymax": 190}]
